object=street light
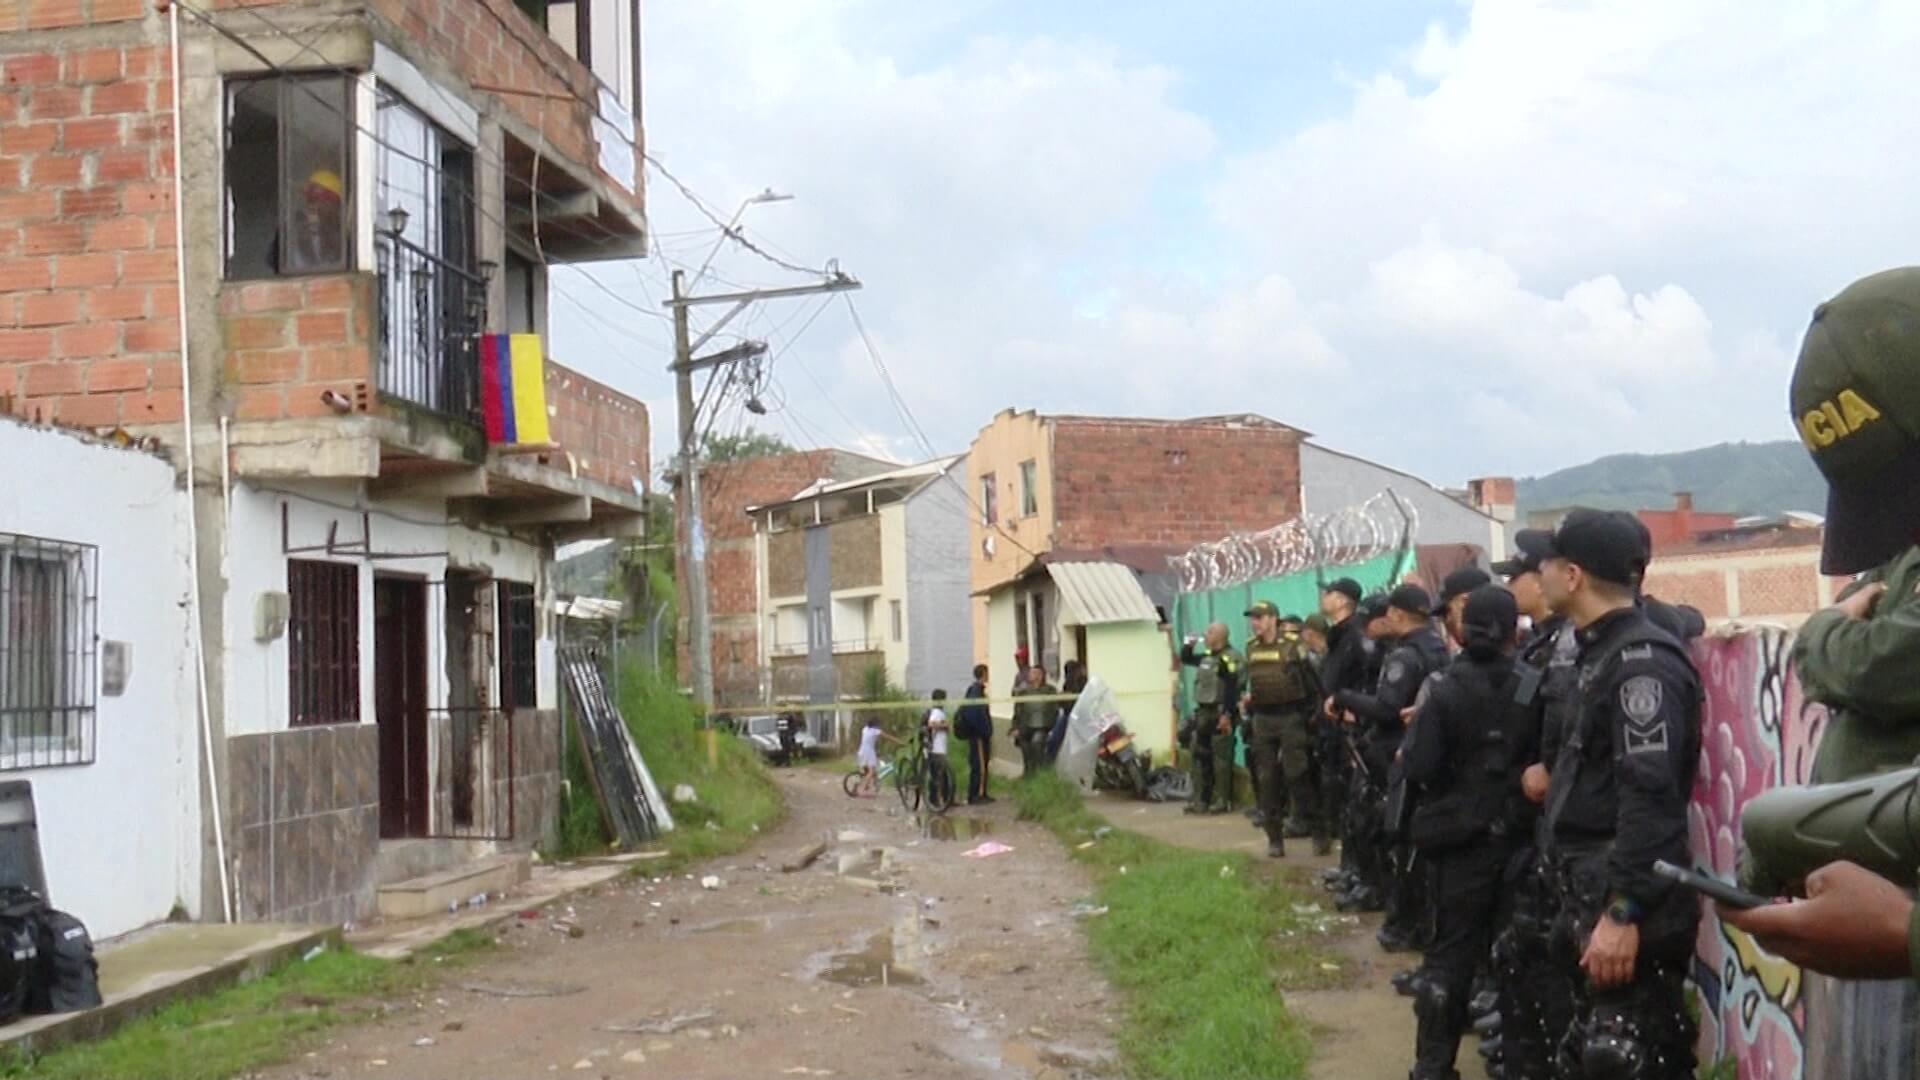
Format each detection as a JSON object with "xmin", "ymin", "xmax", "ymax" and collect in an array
[{"xmin": 690, "ymin": 188, "xmax": 794, "ymax": 289}]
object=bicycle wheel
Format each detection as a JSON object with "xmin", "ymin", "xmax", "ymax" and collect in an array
[
  {"xmin": 895, "ymin": 755, "xmax": 922, "ymax": 812},
  {"xmin": 843, "ymin": 770, "xmax": 863, "ymax": 798}
]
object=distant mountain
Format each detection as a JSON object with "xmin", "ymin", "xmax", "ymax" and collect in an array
[{"xmin": 1515, "ymin": 441, "xmax": 1827, "ymax": 520}]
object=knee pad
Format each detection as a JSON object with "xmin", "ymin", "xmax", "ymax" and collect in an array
[
  {"xmin": 1414, "ymin": 978, "xmax": 1455, "ymax": 1027},
  {"xmin": 1578, "ymin": 1012, "xmax": 1646, "ymax": 1080}
]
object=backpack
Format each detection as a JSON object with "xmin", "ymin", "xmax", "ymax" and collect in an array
[
  {"xmin": 0, "ymin": 890, "xmax": 40, "ymax": 1024},
  {"xmin": 30, "ymin": 907, "xmax": 100, "ymax": 1013}
]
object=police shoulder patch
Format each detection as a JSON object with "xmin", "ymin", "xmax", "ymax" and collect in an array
[
  {"xmin": 1619, "ymin": 675, "xmax": 1667, "ymax": 755},
  {"xmin": 1385, "ymin": 659, "xmax": 1408, "ymax": 684}
]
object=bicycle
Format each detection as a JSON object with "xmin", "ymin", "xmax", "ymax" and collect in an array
[{"xmin": 843, "ymin": 758, "xmax": 897, "ymax": 798}]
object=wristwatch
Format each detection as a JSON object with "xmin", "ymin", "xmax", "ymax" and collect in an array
[{"xmin": 1605, "ymin": 895, "xmax": 1644, "ymax": 926}]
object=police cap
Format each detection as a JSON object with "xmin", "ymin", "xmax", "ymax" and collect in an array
[
  {"xmin": 1430, "ymin": 567, "xmax": 1492, "ymax": 616},
  {"xmin": 1537, "ymin": 508, "xmax": 1649, "ymax": 587},
  {"xmin": 1320, "ymin": 577, "xmax": 1363, "ymax": 604},
  {"xmin": 1388, "ymin": 583, "xmax": 1434, "ymax": 617},
  {"xmin": 1492, "ymin": 529, "xmax": 1554, "ymax": 578}
]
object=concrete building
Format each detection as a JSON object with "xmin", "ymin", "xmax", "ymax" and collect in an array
[
  {"xmin": 1527, "ymin": 494, "xmax": 1738, "ymax": 551},
  {"xmin": 0, "ymin": 418, "xmax": 200, "ymax": 940},
  {"xmin": 0, "ymin": 1, "xmax": 650, "ymax": 928},
  {"xmin": 1642, "ymin": 515, "xmax": 1840, "ymax": 629},
  {"xmin": 676, "ymin": 448, "xmax": 894, "ymax": 707},
  {"xmin": 744, "ymin": 457, "xmax": 970, "ymax": 708}
]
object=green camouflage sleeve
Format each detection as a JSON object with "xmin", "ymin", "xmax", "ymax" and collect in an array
[{"xmin": 1794, "ymin": 578, "xmax": 1920, "ymax": 717}]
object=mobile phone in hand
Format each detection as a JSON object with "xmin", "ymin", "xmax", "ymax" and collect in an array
[{"xmin": 1653, "ymin": 860, "xmax": 1777, "ymax": 911}]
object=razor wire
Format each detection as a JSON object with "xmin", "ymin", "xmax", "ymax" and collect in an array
[{"xmin": 1169, "ymin": 490, "xmax": 1420, "ymax": 593}]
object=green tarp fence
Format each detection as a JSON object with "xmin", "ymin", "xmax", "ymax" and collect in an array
[{"xmin": 1169, "ymin": 550, "xmax": 1411, "ymax": 764}]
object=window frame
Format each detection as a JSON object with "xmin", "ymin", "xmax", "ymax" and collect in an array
[
  {"xmin": 1019, "ymin": 459, "xmax": 1038, "ymax": 518},
  {"xmin": 0, "ymin": 534, "xmax": 98, "ymax": 770},
  {"xmin": 287, "ymin": 559, "xmax": 361, "ymax": 728},
  {"xmin": 979, "ymin": 472, "xmax": 998, "ymax": 526},
  {"xmin": 890, "ymin": 599, "xmax": 903, "ymax": 643},
  {"xmin": 497, "ymin": 581, "xmax": 537, "ymax": 711},
  {"xmin": 223, "ymin": 71, "xmax": 358, "ymax": 281}
]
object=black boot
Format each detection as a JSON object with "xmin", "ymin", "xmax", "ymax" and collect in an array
[{"xmin": 1410, "ymin": 979, "xmax": 1464, "ymax": 1080}]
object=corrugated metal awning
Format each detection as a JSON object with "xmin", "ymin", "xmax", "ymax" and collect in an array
[{"xmin": 1047, "ymin": 562, "xmax": 1159, "ymax": 626}]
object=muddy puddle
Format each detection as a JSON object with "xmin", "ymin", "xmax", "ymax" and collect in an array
[
  {"xmin": 923, "ymin": 816, "xmax": 994, "ymax": 842},
  {"xmin": 818, "ymin": 932, "xmax": 925, "ymax": 988}
]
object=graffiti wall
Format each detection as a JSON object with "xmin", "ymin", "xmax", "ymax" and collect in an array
[{"xmin": 1689, "ymin": 629, "xmax": 1824, "ymax": 1080}]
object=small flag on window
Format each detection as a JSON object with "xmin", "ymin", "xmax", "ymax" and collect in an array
[{"xmin": 478, "ymin": 334, "xmax": 551, "ymax": 445}]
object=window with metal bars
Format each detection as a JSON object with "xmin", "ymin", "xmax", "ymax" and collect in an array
[
  {"xmin": 288, "ymin": 560, "xmax": 360, "ymax": 727},
  {"xmin": 0, "ymin": 535, "xmax": 97, "ymax": 770},
  {"xmin": 498, "ymin": 581, "xmax": 536, "ymax": 710}
]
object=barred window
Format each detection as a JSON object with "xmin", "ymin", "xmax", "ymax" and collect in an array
[
  {"xmin": 288, "ymin": 560, "xmax": 360, "ymax": 727},
  {"xmin": 0, "ymin": 536, "xmax": 98, "ymax": 770},
  {"xmin": 498, "ymin": 581, "xmax": 536, "ymax": 710}
]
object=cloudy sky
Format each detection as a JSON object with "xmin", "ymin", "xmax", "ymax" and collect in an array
[{"xmin": 548, "ymin": 0, "xmax": 1920, "ymax": 490}]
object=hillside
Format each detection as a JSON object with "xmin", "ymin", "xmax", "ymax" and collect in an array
[{"xmin": 1516, "ymin": 441, "xmax": 1826, "ymax": 519}]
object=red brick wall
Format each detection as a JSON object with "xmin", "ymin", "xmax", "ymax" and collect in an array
[
  {"xmin": 0, "ymin": 34, "xmax": 182, "ymax": 429},
  {"xmin": 1050, "ymin": 420, "xmax": 1302, "ymax": 548},
  {"xmin": 218, "ymin": 276, "xmax": 373, "ymax": 421},
  {"xmin": 1737, "ymin": 562, "xmax": 1820, "ymax": 618},
  {"xmin": 1641, "ymin": 568, "xmax": 1729, "ymax": 619},
  {"xmin": 545, "ymin": 362, "xmax": 647, "ymax": 492}
]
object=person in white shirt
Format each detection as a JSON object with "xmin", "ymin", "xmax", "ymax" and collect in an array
[
  {"xmin": 855, "ymin": 716, "xmax": 887, "ymax": 797},
  {"xmin": 925, "ymin": 690, "xmax": 953, "ymax": 806}
]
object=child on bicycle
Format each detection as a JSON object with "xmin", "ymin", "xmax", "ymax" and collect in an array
[{"xmin": 856, "ymin": 715, "xmax": 899, "ymax": 797}]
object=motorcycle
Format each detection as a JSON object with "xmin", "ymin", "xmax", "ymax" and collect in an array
[{"xmin": 1093, "ymin": 720, "xmax": 1153, "ymax": 799}]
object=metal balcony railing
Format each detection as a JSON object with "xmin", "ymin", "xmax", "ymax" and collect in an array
[{"xmin": 376, "ymin": 232, "xmax": 487, "ymax": 424}]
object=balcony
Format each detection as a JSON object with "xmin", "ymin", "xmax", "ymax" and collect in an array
[{"xmin": 375, "ymin": 232, "xmax": 489, "ymax": 425}]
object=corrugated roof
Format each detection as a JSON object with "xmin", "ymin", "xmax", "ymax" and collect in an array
[{"xmin": 1048, "ymin": 561, "xmax": 1160, "ymax": 626}]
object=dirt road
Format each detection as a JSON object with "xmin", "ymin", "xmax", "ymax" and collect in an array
[
  {"xmin": 260, "ymin": 770, "xmax": 1119, "ymax": 1080},
  {"xmin": 1092, "ymin": 794, "xmax": 1490, "ymax": 1080}
]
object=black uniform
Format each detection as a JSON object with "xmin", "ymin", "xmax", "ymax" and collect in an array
[
  {"xmin": 1492, "ymin": 614, "xmax": 1581, "ymax": 1080},
  {"xmin": 1335, "ymin": 625, "xmax": 1448, "ymax": 917},
  {"xmin": 1318, "ymin": 613, "xmax": 1370, "ymax": 847},
  {"xmin": 1542, "ymin": 607, "xmax": 1702, "ymax": 1080},
  {"xmin": 1403, "ymin": 649, "xmax": 1537, "ymax": 1080}
]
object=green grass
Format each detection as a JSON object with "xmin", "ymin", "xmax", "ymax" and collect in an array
[
  {"xmin": 0, "ymin": 937, "xmax": 494, "ymax": 1080},
  {"xmin": 1015, "ymin": 772, "xmax": 1314, "ymax": 1080},
  {"xmin": 544, "ymin": 660, "xmax": 783, "ymax": 875}
]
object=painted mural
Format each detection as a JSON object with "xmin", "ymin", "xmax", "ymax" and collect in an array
[{"xmin": 1688, "ymin": 629, "xmax": 1826, "ymax": 1080}]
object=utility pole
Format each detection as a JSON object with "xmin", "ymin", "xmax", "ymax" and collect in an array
[{"xmin": 669, "ymin": 268, "xmax": 862, "ymax": 713}]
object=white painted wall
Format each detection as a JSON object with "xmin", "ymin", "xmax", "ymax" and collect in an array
[
  {"xmin": 1299, "ymin": 442, "xmax": 1507, "ymax": 562},
  {"xmin": 0, "ymin": 421, "xmax": 200, "ymax": 939},
  {"xmin": 878, "ymin": 504, "xmax": 908, "ymax": 686},
  {"xmin": 223, "ymin": 481, "xmax": 557, "ymax": 741}
]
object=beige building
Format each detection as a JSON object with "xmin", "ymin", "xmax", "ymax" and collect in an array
[{"xmin": 746, "ymin": 458, "xmax": 971, "ymax": 708}]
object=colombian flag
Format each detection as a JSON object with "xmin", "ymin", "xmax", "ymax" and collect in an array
[{"xmin": 478, "ymin": 334, "xmax": 551, "ymax": 444}]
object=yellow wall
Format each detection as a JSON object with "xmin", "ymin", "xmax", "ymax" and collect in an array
[
  {"xmin": 967, "ymin": 410, "xmax": 1056, "ymax": 663},
  {"xmin": 1085, "ymin": 622, "xmax": 1180, "ymax": 761}
]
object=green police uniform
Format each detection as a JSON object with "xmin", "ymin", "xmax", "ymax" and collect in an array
[
  {"xmin": 1180, "ymin": 640, "xmax": 1243, "ymax": 812},
  {"xmin": 1795, "ymin": 545, "xmax": 1920, "ymax": 781},
  {"xmin": 1245, "ymin": 629, "xmax": 1326, "ymax": 853},
  {"xmin": 1013, "ymin": 680, "xmax": 1058, "ymax": 778}
]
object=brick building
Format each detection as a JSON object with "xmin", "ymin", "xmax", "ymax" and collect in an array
[
  {"xmin": 967, "ymin": 410, "xmax": 1306, "ymax": 681},
  {"xmin": 675, "ymin": 448, "xmax": 893, "ymax": 707},
  {"xmin": 0, "ymin": 0, "xmax": 650, "ymax": 929},
  {"xmin": 1529, "ymin": 493, "xmax": 1739, "ymax": 551},
  {"xmin": 1642, "ymin": 516, "xmax": 1840, "ymax": 628}
]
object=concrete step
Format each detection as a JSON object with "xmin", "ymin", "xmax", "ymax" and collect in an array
[{"xmin": 376, "ymin": 853, "xmax": 531, "ymax": 920}]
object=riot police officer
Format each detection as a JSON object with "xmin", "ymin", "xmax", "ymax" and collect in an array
[
  {"xmin": 1486, "ymin": 531, "xmax": 1580, "ymax": 1080},
  {"xmin": 1537, "ymin": 509, "xmax": 1702, "ymax": 1080},
  {"xmin": 1403, "ymin": 585, "xmax": 1535, "ymax": 1080},
  {"xmin": 1179, "ymin": 622, "xmax": 1243, "ymax": 814},
  {"xmin": 1333, "ymin": 591, "xmax": 1396, "ymax": 911},
  {"xmin": 1335, "ymin": 584, "xmax": 1449, "ymax": 951},
  {"xmin": 1243, "ymin": 601, "xmax": 1326, "ymax": 857}
]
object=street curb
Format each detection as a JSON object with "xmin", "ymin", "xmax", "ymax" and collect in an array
[{"xmin": 0, "ymin": 925, "xmax": 340, "ymax": 1060}]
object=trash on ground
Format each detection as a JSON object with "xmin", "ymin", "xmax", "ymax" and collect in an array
[
  {"xmin": 1320, "ymin": 962, "xmax": 1342, "ymax": 972},
  {"xmin": 960, "ymin": 841, "xmax": 1015, "ymax": 859},
  {"xmin": 1067, "ymin": 903, "xmax": 1109, "ymax": 919},
  {"xmin": 701, "ymin": 875, "xmax": 724, "ymax": 890},
  {"xmin": 783, "ymin": 840, "xmax": 829, "ymax": 873},
  {"xmin": 1075, "ymin": 840, "xmax": 1096, "ymax": 850},
  {"xmin": 412, "ymin": 1037, "xmax": 435, "ymax": 1048},
  {"xmin": 460, "ymin": 981, "xmax": 587, "ymax": 998},
  {"xmin": 602, "ymin": 1008, "xmax": 719, "ymax": 1035},
  {"xmin": 673, "ymin": 784, "xmax": 699, "ymax": 804},
  {"xmin": 1219, "ymin": 864, "xmax": 1235, "ymax": 879},
  {"xmin": 1091, "ymin": 826, "xmax": 1113, "ymax": 839}
]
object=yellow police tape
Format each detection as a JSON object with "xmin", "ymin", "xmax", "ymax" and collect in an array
[{"xmin": 698, "ymin": 689, "xmax": 1168, "ymax": 718}]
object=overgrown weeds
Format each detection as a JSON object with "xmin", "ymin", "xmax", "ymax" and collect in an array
[{"xmin": 1015, "ymin": 772, "xmax": 1313, "ymax": 1080}]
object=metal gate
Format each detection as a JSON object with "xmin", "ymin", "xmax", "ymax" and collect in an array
[{"xmin": 422, "ymin": 574, "xmax": 517, "ymax": 841}]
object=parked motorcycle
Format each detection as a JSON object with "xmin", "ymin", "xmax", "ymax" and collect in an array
[{"xmin": 1093, "ymin": 720, "xmax": 1152, "ymax": 799}]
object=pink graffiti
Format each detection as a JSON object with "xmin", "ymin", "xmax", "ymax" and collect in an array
[{"xmin": 1687, "ymin": 632, "xmax": 1826, "ymax": 1080}]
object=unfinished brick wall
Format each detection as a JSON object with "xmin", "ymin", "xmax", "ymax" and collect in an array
[
  {"xmin": 1642, "ymin": 568, "xmax": 1730, "ymax": 619},
  {"xmin": 218, "ymin": 276, "xmax": 373, "ymax": 421},
  {"xmin": 1737, "ymin": 561, "xmax": 1821, "ymax": 618},
  {"xmin": 0, "ymin": 32, "xmax": 184, "ymax": 428},
  {"xmin": 544, "ymin": 362, "xmax": 647, "ymax": 492},
  {"xmin": 1050, "ymin": 419, "xmax": 1303, "ymax": 548}
]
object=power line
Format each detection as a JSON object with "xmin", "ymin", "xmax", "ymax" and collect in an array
[{"xmin": 644, "ymin": 153, "xmax": 836, "ymax": 279}]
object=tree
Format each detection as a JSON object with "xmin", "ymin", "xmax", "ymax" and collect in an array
[{"xmin": 700, "ymin": 428, "xmax": 794, "ymax": 464}]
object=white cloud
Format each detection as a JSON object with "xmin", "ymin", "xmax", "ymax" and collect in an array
[{"xmin": 552, "ymin": 0, "xmax": 1908, "ymax": 492}]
